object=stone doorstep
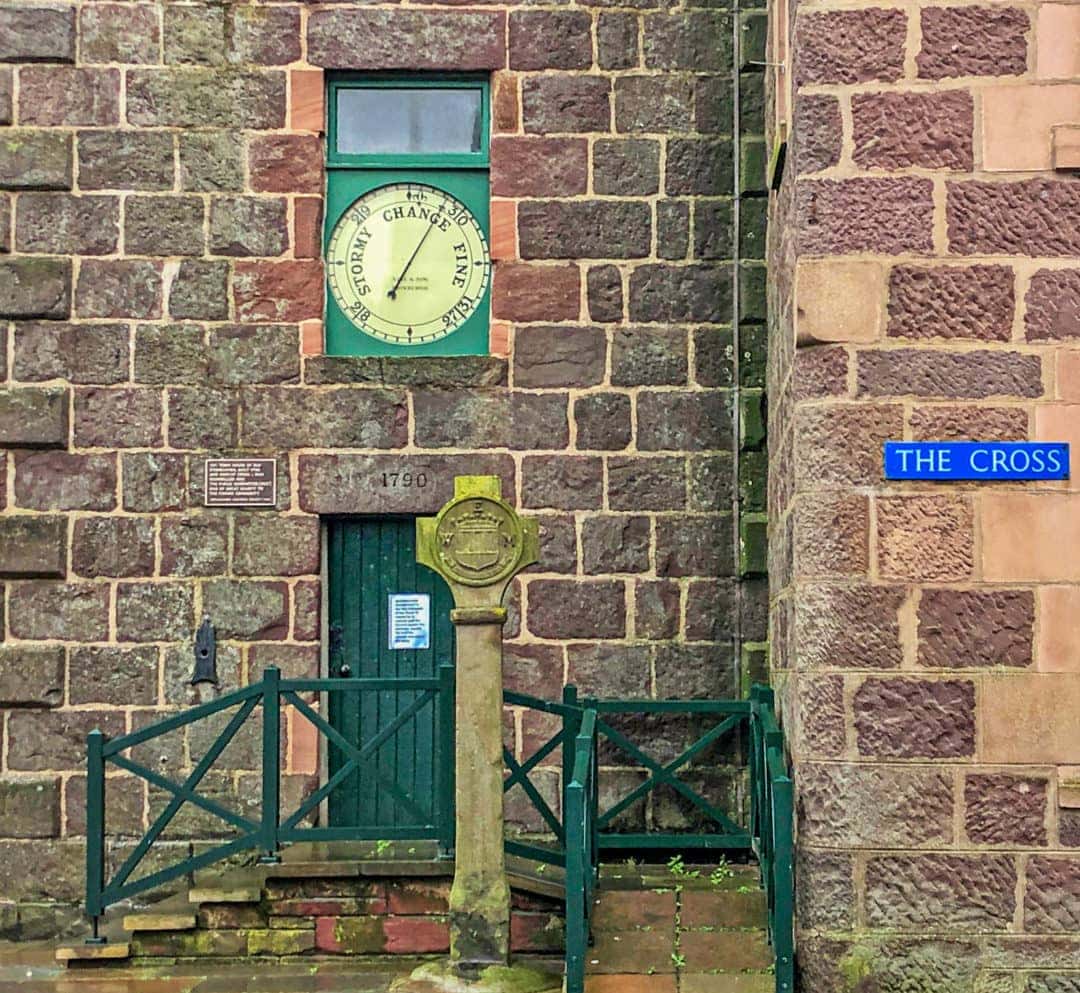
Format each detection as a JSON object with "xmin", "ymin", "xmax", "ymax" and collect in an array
[
  {"xmin": 187, "ymin": 885, "xmax": 262, "ymax": 904},
  {"xmin": 122, "ymin": 911, "xmax": 197, "ymax": 931},
  {"xmin": 55, "ymin": 941, "xmax": 131, "ymax": 962}
]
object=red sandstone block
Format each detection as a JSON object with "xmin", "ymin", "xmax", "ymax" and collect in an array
[
  {"xmin": 233, "ymin": 261, "xmax": 323, "ymax": 323},
  {"xmin": 918, "ymin": 6, "xmax": 1029, "ymax": 79},
  {"xmin": 852, "ymin": 91, "xmax": 973, "ymax": 171},
  {"xmin": 948, "ymin": 180, "xmax": 1080, "ymax": 257},
  {"xmin": 796, "ymin": 178, "xmax": 934, "ymax": 255},
  {"xmin": 382, "ymin": 916, "xmax": 450, "ymax": 953},
  {"xmin": 886, "ymin": 264, "xmax": 1014, "ymax": 341},
  {"xmin": 293, "ymin": 197, "xmax": 323, "ymax": 260},
  {"xmin": 1025, "ymin": 268, "xmax": 1080, "ymax": 340},
  {"xmin": 250, "ymin": 134, "xmax": 322, "ymax": 194},
  {"xmin": 386, "ymin": 882, "xmax": 450, "ymax": 916},
  {"xmin": 492, "ymin": 262, "xmax": 580, "ymax": 322},
  {"xmin": 794, "ymin": 8, "xmax": 906, "ymax": 85},
  {"xmin": 491, "ymin": 136, "xmax": 588, "ymax": 198}
]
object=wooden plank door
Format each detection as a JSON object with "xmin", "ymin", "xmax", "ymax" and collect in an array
[{"xmin": 326, "ymin": 517, "xmax": 455, "ymax": 837}]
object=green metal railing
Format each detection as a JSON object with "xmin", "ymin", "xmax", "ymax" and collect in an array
[
  {"xmin": 749, "ymin": 685, "xmax": 795, "ymax": 993},
  {"xmin": 506, "ymin": 685, "xmax": 794, "ymax": 993},
  {"xmin": 85, "ymin": 665, "xmax": 454, "ymax": 939}
]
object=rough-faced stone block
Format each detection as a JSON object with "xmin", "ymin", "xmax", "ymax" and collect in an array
[
  {"xmin": 633, "ymin": 580, "xmax": 679, "ymax": 640},
  {"xmin": 655, "ymin": 515, "xmax": 733, "ymax": 577},
  {"xmin": 918, "ymin": 6, "xmax": 1029, "ymax": 79},
  {"xmin": 0, "ymin": 516, "xmax": 65, "ymax": 578},
  {"xmin": 800, "ymin": 763, "xmax": 954, "ymax": 847},
  {"xmin": 628, "ymin": 264, "xmax": 732, "ymax": 323},
  {"xmin": 125, "ymin": 195, "xmax": 204, "ymax": 257},
  {"xmin": 166, "ymin": 388, "xmax": 238, "ymax": 450},
  {"xmin": 948, "ymin": 180, "xmax": 1080, "ymax": 257},
  {"xmin": 134, "ymin": 323, "xmax": 208, "ymax": 386},
  {"xmin": 207, "ymin": 324, "xmax": 299, "ymax": 385},
  {"xmin": 74, "ymin": 387, "xmax": 162, "ymax": 448},
  {"xmin": 608, "ymin": 456, "xmax": 686, "ymax": 510},
  {"xmin": 567, "ymin": 643, "xmax": 651, "ymax": 698},
  {"xmin": 684, "ymin": 579, "xmax": 735, "ymax": 641},
  {"xmin": 79, "ymin": 3, "xmax": 159, "ymax": 64},
  {"xmin": 1025, "ymin": 857, "xmax": 1080, "ymax": 933},
  {"xmin": 15, "ymin": 193, "xmax": 118, "ymax": 255},
  {"xmin": 910, "ymin": 405, "xmax": 1028, "ymax": 442},
  {"xmin": 179, "ymin": 132, "xmax": 245, "ymax": 192},
  {"xmin": 116, "ymin": 581, "xmax": 194, "ymax": 643},
  {"xmin": 160, "ymin": 516, "xmax": 227, "ymax": 577},
  {"xmin": 13, "ymin": 321, "xmax": 124, "ymax": 383},
  {"xmin": 666, "ymin": 139, "xmax": 733, "ymax": 196},
  {"xmin": 655, "ymin": 643, "xmax": 736, "ymax": 698},
  {"xmin": 526, "ymin": 579, "xmax": 626, "ymax": 639},
  {"xmin": 597, "ymin": 13, "xmax": 638, "ymax": 70},
  {"xmin": 643, "ymin": 12, "xmax": 733, "ymax": 71},
  {"xmin": 797, "ymin": 850, "xmax": 855, "ymax": 932},
  {"xmin": 918, "ymin": 589, "xmax": 1033, "ymax": 668},
  {"xmin": 72, "ymin": 517, "xmax": 155, "ymax": 579},
  {"xmin": 0, "ymin": 130, "xmax": 71, "ymax": 190},
  {"xmin": 308, "ymin": 9, "xmax": 506, "ymax": 70},
  {"xmin": 0, "ymin": 388, "xmax": 67, "ymax": 448},
  {"xmin": 233, "ymin": 260, "xmax": 322, "ymax": 322},
  {"xmin": 513, "ymin": 325, "xmax": 605, "ymax": 388},
  {"xmin": 510, "ymin": 11, "xmax": 591, "ymax": 70},
  {"xmin": 8, "ymin": 581, "xmax": 110, "ymax": 641},
  {"xmin": 887, "ymin": 264, "xmax": 1014, "ymax": 340},
  {"xmin": 0, "ymin": 646, "xmax": 63, "ymax": 707},
  {"xmin": 574, "ymin": 394, "xmax": 631, "ymax": 451},
  {"xmin": 586, "ymin": 265, "xmax": 623, "ymax": 323},
  {"xmin": 793, "ymin": 94, "xmax": 842, "ymax": 174},
  {"xmin": 77, "ymin": 130, "xmax": 173, "ymax": 191},
  {"xmin": 519, "ymin": 200, "xmax": 651, "ymax": 260},
  {"xmin": 797, "ymin": 178, "xmax": 934, "ymax": 255},
  {"xmin": 857, "ymin": 348, "xmax": 1043, "ymax": 399},
  {"xmin": 122, "ymin": 453, "xmax": 186, "ymax": 513},
  {"xmin": 614, "ymin": 76, "xmax": 694, "ymax": 133},
  {"xmin": 0, "ymin": 779, "xmax": 61, "ymax": 838},
  {"xmin": 853, "ymin": 91, "xmax": 974, "ymax": 170},
  {"xmin": 69, "ymin": 646, "xmax": 158, "ymax": 706},
  {"xmin": 241, "ymin": 387, "xmax": 406, "ymax": 450},
  {"xmin": 491, "ymin": 137, "xmax": 588, "ymax": 198},
  {"xmin": 521, "ymin": 455, "xmax": 603, "ymax": 510},
  {"xmin": 14, "ymin": 452, "xmax": 115, "ymax": 511},
  {"xmin": 637, "ymin": 391, "xmax": 733, "ymax": 451},
  {"xmin": 169, "ymin": 261, "xmax": 229, "ymax": 321},
  {"xmin": 249, "ymin": 134, "xmax": 321, "ymax": 195},
  {"xmin": 793, "ymin": 403, "xmax": 902, "ymax": 487},
  {"xmin": 965, "ymin": 774, "xmax": 1048, "ymax": 846},
  {"xmin": 127, "ymin": 69, "xmax": 285, "ymax": 129},
  {"xmin": 794, "ymin": 8, "xmax": 906, "ymax": 85},
  {"xmin": 877, "ymin": 495, "xmax": 974, "ymax": 582},
  {"xmin": 795, "ymin": 583, "xmax": 906, "ymax": 669},
  {"xmin": 18, "ymin": 67, "xmax": 118, "ymax": 126},
  {"xmin": 793, "ymin": 493, "xmax": 869, "ymax": 578},
  {"xmin": 492, "ymin": 263, "xmax": 580, "ymax": 323},
  {"xmin": 797, "ymin": 674, "xmax": 846, "ymax": 757},
  {"xmin": 611, "ymin": 327, "xmax": 687, "ymax": 387},
  {"xmin": 522, "ymin": 75, "xmax": 610, "ymax": 134},
  {"xmin": 233, "ymin": 514, "xmax": 320, "ymax": 577},
  {"xmin": 1026, "ymin": 268, "xmax": 1080, "ymax": 340},
  {"xmin": 413, "ymin": 390, "xmax": 568, "ymax": 451},
  {"xmin": 865, "ymin": 854, "xmax": 1017, "ymax": 931},
  {"xmin": 854, "ymin": 677, "xmax": 976, "ymax": 758},
  {"xmin": 209, "ymin": 196, "xmax": 289, "ymax": 257},
  {"xmin": 581, "ymin": 516, "xmax": 650, "ymax": 575},
  {"xmin": 0, "ymin": 4, "xmax": 74, "ymax": 63},
  {"xmin": 76, "ymin": 260, "xmax": 162, "ymax": 320}
]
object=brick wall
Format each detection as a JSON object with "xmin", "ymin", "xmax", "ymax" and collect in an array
[
  {"xmin": 0, "ymin": 0, "xmax": 765, "ymax": 935},
  {"xmin": 768, "ymin": 0, "xmax": 1080, "ymax": 987}
]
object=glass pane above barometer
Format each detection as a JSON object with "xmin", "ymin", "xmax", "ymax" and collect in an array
[{"xmin": 336, "ymin": 87, "xmax": 483, "ymax": 156}]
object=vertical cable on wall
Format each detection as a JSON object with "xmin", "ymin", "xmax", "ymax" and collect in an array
[{"xmin": 730, "ymin": 0, "xmax": 743, "ymax": 691}]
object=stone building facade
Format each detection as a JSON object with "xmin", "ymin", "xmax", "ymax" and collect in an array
[
  {"xmin": 767, "ymin": 0, "xmax": 1080, "ymax": 989},
  {"xmin": 0, "ymin": 0, "xmax": 767, "ymax": 940}
]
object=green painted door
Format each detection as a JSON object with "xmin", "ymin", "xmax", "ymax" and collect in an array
[{"xmin": 326, "ymin": 518, "xmax": 455, "ymax": 840}]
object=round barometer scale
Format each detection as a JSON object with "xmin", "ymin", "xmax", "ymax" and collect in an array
[{"xmin": 326, "ymin": 182, "xmax": 491, "ymax": 346}]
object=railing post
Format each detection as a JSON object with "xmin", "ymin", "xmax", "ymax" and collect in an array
[
  {"xmin": 561, "ymin": 684, "xmax": 579, "ymax": 834},
  {"xmin": 772, "ymin": 774, "xmax": 795, "ymax": 993},
  {"xmin": 438, "ymin": 661, "xmax": 456, "ymax": 857},
  {"xmin": 85, "ymin": 729, "xmax": 107, "ymax": 943},
  {"xmin": 259, "ymin": 667, "xmax": 281, "ymax": 864},
  {"xmin": 564, "ymin": 779, "xmax": 585, "ymax": 993}
]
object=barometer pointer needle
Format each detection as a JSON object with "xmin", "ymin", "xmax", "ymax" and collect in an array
[{"xmin": 388, "ymin": 220, "xmax": 436, "ymax": 300}]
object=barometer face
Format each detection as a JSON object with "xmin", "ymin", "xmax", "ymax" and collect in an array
[{"xmin": 326, "ymin": 182, "xmax": 491, "ymax": 346}]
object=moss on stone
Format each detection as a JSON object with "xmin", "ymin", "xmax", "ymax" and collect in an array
[{"xmin": 395, "ymin": 960, "xmax": 561, "ymax": 993}]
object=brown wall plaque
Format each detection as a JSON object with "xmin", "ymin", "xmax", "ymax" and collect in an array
[{"xmin": 204, "ymin": 458, "xmax": 278, "ymax": 507}]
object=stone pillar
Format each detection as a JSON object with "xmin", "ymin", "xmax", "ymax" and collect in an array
[{"xmin": 416, "ymin": 475, "xmax": 539, "ymax": 969}]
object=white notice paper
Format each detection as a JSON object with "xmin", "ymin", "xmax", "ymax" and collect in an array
[{"xmin": 388, "ymin": 594, "xmax": 431, "ymax": 650}]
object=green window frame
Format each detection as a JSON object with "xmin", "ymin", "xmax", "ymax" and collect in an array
[{"xmin": 324, "ymin": 76, "xmax": 492, "ymax": 358}]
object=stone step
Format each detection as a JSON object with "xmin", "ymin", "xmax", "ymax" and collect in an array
[
  {"xmin": 679, "ymin": 928, "xmax": 773, "ymax": 972},
  {"xmin": 188, "ymin": 884, "xmax": 263, "ymax": 905},
  {"xmin": 123, "ymin": 911, "xmax": 197, "ymax": 932},
  {"xmin": 55, "ymin": 941, "xmax": 131, "ymax": 963},
  {"xmin": 680, "ymin": 974, "xmax": 775, "ymax": 993}
]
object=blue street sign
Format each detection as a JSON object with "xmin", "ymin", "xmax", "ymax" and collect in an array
[{"xmin": 884, "ymin": 442, "xmax": 1070, "ymax": 481}]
